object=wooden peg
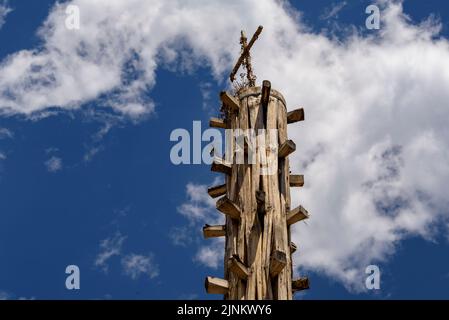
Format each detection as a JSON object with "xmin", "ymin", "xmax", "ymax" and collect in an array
[
  {"xmin": 220, "ymin": 91, "xmax": 240, "ymax": 112},
  {"xmin": 278, "ymin": 140, "xmax": 296, "ymax": 158},
  {"xmin": 207, "ymin": 184, "xmax": 227, "ymax": 198},
  {"xmin": 269, "ymin": 250, "xmax": 287, "ymax": 277},
  {"xmin": 287, "ymin": 206, "xmax": 309, "ymax": 225},
  {"xmin": 210, "ymin": 117, "xmax": 227, "ymax": 129},
  {"xmin": 211, "ymin": 157, "xmax": 232, "ymax": 175},
  {"xmin": 261, "ymin": 80, "xmax": 271, "ymax": 111},
  {"xmin": 287, "ymin": 108, "xmax": 305, "ymax": 124},
  {"xmin": 205, "ymin": 276, "xmax": 229, "ymax": 294},
  {"xmin": 228, "ymin": 256, "xmax": 249, "ymax": 280},
  {"xmin": 203, "ymin": 225, "xmax": 226, "ymax": 238},
  {"xmin": 290, "ymin": 175, "xmax": 304, "ymax": 187},
  {"xmin": 216, "ymin": 197, "xmax": 241, "ymax": 220},
  {"xmin": 292, "ymin": 277, "xmax": 309, "ymax": 291}
]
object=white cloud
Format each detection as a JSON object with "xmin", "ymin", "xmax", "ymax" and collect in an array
[
  {"xmin": 1, "ymin": 0, "xmax": 449, "ymax": 291},
  {"xmin": 121, "ymin": 253, "xmax": 159, "ymax": 280},
  {"xmin": 44, "ymin": 156, "xmax": 62, "ymax": 172},
  {"xmin": 0, "ymin": 1, "xmax": 12, "ymax": 30},
  {"xmin": 175, "ymin": 179, "xmax": 225, "ymax": 268},
  {"xmin": 177, "ymin": 182, "xmax": 218, "ymax": 223},
  {"xmin": 194, "ymin": 238, "xmax": 224, "ymax": 269},
  {"xmin": 94, "ymin": 232, "xmax": 127, "ymax": 272},
  {"xmin": 0, "ymin": 128, "xmax": 13, "ymax": 139},
  {"xmin": 320, "ymin": 1, "xmax": 347, "ymax": 20},
  {"xmin": 83, "ymin": 146, "xmax": 102, "ymax": 162},
  {"xmin": 169, "ymin": 226, "xmax": 194, "ymax": 247},
  {"xmin": 95, "ymin": 231, "xmax": 159, "ymax": 281}
]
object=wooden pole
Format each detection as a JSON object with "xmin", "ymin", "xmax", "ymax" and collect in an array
[{"xmin": 205, "ymin": 82, "xmax": 309, "ymax": 300}]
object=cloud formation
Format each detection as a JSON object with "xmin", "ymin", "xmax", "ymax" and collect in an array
[
  {"xmin": 95, "ymin": 231, "xmax": 160, "ymax": 280},
  {"xmin": 94, "ymin": 232, "xmax": 127, "ymax": 272},
  {"xmin": 175, "ymin": 180, "xmax": 225, "ymax": 269},
  {"xmin": 0, "ymin": 1, "xmax": 11, "ymax": 30},
  {"xmin": 45, "ymin": 156, "xmax": 63, "ymax": 173},
  {"xmin": 1, "ymin": 0, "xmax": 449, "ymax": 291},
  {"xmin": 121, "ymin": 253, "xmax": 160, "ymax": 280}
]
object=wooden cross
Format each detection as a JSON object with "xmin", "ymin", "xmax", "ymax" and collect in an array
[{"xmin": 229, "ymin": 25, "xmax": 263, "ymax": 87}]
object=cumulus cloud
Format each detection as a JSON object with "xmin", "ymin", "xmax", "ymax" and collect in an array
[
  {"xmin": 0, "ymin": 1, "xmax": 12, "ymax": 30},
  {"xmin": 1, "ymin": 0, "xmax": 449, "ymax": 291},
  {"xmin": 121, "ymin": 253, "xmax": 159, "ymax": 280},
  {"xmin": 95, "ymin": 231, "xmax": 159, "ymax": 280},
  {"xmin": 175, "ymin": 179, "xmax": 225, "ymax": 268},
  {"xmin": 177, "ymin": 181, "xmax": 219, "ymax": 224},
  {"xmin": 44, "ymin": 156, "xmax": 62, "ymax": 172},
  {"xmin": 194, "ymin": 238, "xmax": 224, "ymax": 269},
  {"xmin": 94, "ymin": 232, "xmax": 127, "ymax": 272}
]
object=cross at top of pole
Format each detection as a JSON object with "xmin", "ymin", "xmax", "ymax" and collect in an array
[{"xmin": 229, "ymin": 25, "xmax": 263, "ymax": 89}]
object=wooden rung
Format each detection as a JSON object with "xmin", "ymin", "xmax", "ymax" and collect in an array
[
  {"xmin": 287, "ymin": 108, "xmax": 305, "ymax": 124},
  {"xmin": 203, "ymin": 224, "xmax": 226, "ymax": 238},
  {"xmin": 228, "ymin": 256, "xmax": 249, "ymax": 280},
  {"xmin": 207, "ymin": 184, "xmax": 227, "ymax": 198},
  {"xmin": 210, "ymin": 117, "xmax": 227, "ymax": 129},
  {"xmin": 278, "ymin": 140, "xmax": 296, "ymax": 158},
  {"xmin": 287, "ymin": 205, "xmax": 309, "ymax": 225},
  {"xmin": 290, "ymin": 242, "xmax": 297, "ymax": 254},
  {"xmin": 290, "ymin": 175, "xmax": 304, "ymax": 187},
  {"xmin": 292, "ymin": 277, "xmax": 309, "ymax": 291},
  {"xmin": 220, "ymin": 91, "xmax": 240, "ymax": 112},
  {"xmin": 205, "ymin": 276, "xmax": 229, "ymax": 295},
  {"xmin": 216, "ymin": 196, "xmax": 241, "ymax": 220},
  {"xmin": 211, "ymin": 157, "xmax": 232, "ymax": 175},
  {"xmin": 261, "ymin": 80, "xmax": 271, "ymax": 110},
  {"xmin": 269, "ymin": 250, "xmax": 287, "ymax": 277}
]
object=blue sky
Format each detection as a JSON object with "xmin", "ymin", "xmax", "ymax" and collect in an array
[{"xmin": 1, "ymin": 0, "xmax": 449, "ymax": 300}]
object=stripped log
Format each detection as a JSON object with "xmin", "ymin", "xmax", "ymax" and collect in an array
[
  {"xmin": 287, "ymin": 108, "xmax": 305, "ymax": 124},
  {"xmin": 220, "ymin": 91, "xmax": 240, "ymax": 112},
  {"xmin": 210, "ymin": 117, "xmax": 227, "ymax": 129},
  {"xmin": 203, "ymin": 225, "xmax": 226, "ymax": 238},
  {"xmin": 205, "ymin": 276, "xmax": 229, "ymax": 294},
  {"xmin": 289, "ymin": 175, "xmax": 304, "ymax": 187},
  {"xmin": 208, "ymin": 184, "xmax": 227, "ymax": 199},
  {"xmin": 228, "ymin": 256, "xmax": 249, "ymax": 280},
  {"xmin": 269, "ymin": 250, "xmax": 287, "ymax": 277},
  {"xmin": 211, "ymin": 157, "xmax": 232, "ymax": 175},
  {"xmin": 278, "ymin": 140, "xmax": 296, "ymax": 158},
  {"xmin": 287, "ymin": 206, "xmax": 309, "ymax": 225},
  {"xmin": 292, "ymin": 277, "xmax": 309, "ymax": 291},
  {"xmin": 204, "ymin": 79, "xmax": 308, "ymax": 300},
  {"xmin": 216, "ymin": 196, "xmax": 241, "ymax": 220}
]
